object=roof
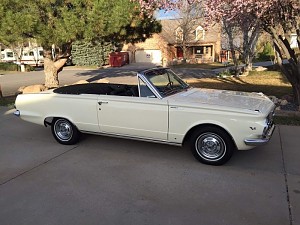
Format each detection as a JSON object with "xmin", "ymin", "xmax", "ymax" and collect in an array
[{"xmin": 159, "ymin": 19, "xmax": 221, "ymax": 45}]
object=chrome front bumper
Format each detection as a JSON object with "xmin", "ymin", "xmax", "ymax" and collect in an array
[{"xmin": 244, "ymin": 124, "xmax": 275, "ymax": 146}]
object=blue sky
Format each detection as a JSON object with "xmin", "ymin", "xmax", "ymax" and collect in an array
[{"xmin": 155, "ymin": 9, "xmax": 179, "ymax": 20}]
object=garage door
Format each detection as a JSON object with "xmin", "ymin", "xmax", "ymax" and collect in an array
[{"xmin": 135, "ymin": 50, "xmax": 162, "ymax": 64}]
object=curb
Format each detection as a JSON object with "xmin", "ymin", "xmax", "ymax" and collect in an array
[{"xmin": 275, "ymin": 110, "xmax": 300, "ymax": 117}]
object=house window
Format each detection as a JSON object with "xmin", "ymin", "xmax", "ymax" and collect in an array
[
  {"xmin": 39, "ymin": 51, "xmax": 44, "ymax": 56},
  {"xmin": 29, "ymin": 51, "xmax": 34, "ymax": 56},
  {"xmin": 195, "ymin": 26, "xmax": 205, "ymax": 40},
  {"xmin": 6, "ymin": 52, "xmax": 14, "ymax": 58},
  {"xmin": 23, "ymin": 52, "xmax": 28, "ymax": 56},
  {"xmin": 175, "ymin": 27, "xmax": 183, "ymax": 41},
  {"xmin": 194, "ymin": 46, "xmax": 204, "ymax": 55}
]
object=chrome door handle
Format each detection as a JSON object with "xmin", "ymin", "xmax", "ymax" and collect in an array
[{"xmin": 98, "ymin": 101, "xmax": 108, "ymax": 105}]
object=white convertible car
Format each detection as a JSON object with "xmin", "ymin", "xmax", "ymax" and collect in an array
[{"xmin": 14, "ymin": 67, "xmax": 275, "ymax": 165}]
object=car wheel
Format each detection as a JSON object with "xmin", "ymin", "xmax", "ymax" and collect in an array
[
  {"xmin": 189, "ymin": 126, "xmax": 235, "ymax": 165},
  {"xmin": 51, "ymin": 118, "xmax": 80, "ymax": 145}
]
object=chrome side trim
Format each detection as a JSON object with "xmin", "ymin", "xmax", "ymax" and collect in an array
[
  {"xmin": 244, "ymin": 124, "xmax": 275, "ymax": 146},
  {"xmin": 13, "ymin": 110, "xmax": 20, "ymax": 117},
  {"xmin": 80, "ymin": 130, "xmax": 182, "ymax": 146}
]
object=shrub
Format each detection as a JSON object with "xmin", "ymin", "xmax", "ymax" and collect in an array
[
  {"xmin": 71, "ymin": 41, "xmax": 114, "ymax": 66},
  {"xmin": 0, "ymin": 62, "xmax": 19, "ymax": 71},
  {"xmin": 25, "ymin": 64, "xmax": 35, "ymax": 71},
  {"xmin": 0, "ymin": 62, "xmax": 35, "ymax": 72},
  {"xmin": 257, "ymin": 42, "xmax": 275, "ymax": 61}
]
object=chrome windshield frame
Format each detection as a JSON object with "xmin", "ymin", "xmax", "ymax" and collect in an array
[
  {"xmin": 137, "ymin": 72, "xmax": 163, "ymax": 99},
  {"xmin": 137, "ymin": 67, "xmax": 188, "ymax": 99}
]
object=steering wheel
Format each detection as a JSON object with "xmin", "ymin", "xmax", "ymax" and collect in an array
[{"xmin": 165, "ymin": 81, "xmax": 173, "ymax": 89}]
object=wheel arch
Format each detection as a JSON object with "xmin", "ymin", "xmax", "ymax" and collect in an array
[
  {"xmin": 44, "ymin": 116, "xmax": 77, "ymax": 129},
  {"xmin": 182, "ymin": 123, "xmax": 237, "ymax": 149},
  {"xmin": 44, "ymin": 116, "xmax": 54, "ymax": 127}
]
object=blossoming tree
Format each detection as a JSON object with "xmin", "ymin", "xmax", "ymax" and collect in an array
[
  {"xmin": 204, "ymin": 0, "xmax": 300, "ymax": 107},
  {"xmin": 136, "ymin": 0, "xmax": 300, "ymax": 109}
]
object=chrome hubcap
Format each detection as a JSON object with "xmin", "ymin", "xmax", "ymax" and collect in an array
[
  {"xmin": 195, "ymin": 133, "xmax": 226, "ymax": 161},
  {"xmin": 54, "ymin": 119, "xmax": 73, "ymax": 141}
]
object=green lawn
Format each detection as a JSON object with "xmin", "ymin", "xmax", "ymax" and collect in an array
[
  {"xmin": 188, "ymin": 70, "xmax": 292, "ymax": 99},
  {"xmin": 171, "ymin": 62, "xmax": 233, "ymax": 70}
]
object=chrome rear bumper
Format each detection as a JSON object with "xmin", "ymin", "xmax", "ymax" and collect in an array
[
  {"xmin": 13, "ymin": 110, "xmax": 20, "ymax": 117},
  {"xmin": 244, "ymin": 124, "xmax": 275, "ymax": 146}
]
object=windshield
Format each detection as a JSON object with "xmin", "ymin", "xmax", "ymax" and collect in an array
[{"xmin": 144, "ymin": 68, "xmax": 189, "ymax": 97}]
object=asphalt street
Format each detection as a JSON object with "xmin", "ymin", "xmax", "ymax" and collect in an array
[
  {"xmin": 0, "ymin": 63, "xmax": 218, "ymax": 97},
  {"xmin": 0, "ymin": 106, "xmax": 299, "ymax": 225}
]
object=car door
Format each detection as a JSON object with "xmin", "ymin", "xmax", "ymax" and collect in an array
[{"xmin": 97, "ymin": 95, "xmax": 168, "ymax": 141}]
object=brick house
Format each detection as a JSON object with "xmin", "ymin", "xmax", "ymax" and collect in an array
[{"xmin": 122, "ymin": 19, "xmax": 221, "ymax": 65}]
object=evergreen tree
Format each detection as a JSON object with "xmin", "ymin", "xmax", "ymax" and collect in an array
[{"xmin": 0, "ymin": 0, "xmax": 161, "ymax": 87}]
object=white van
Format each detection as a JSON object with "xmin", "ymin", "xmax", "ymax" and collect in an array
[
  {"xmin": 0, "ymin": 47, "xmax": 44, "ymax": 66},
  {"xmin": 0, "ymin": 49, "xmax": 15, "ymax": 63}
]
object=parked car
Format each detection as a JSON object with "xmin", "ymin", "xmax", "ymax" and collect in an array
[{"xmin": 14, "ymin": 67, "xmax": 275, "ymax": 165}]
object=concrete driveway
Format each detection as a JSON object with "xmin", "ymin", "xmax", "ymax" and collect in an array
[{"xmin": 0, "ymin": 106, "xmax": 299, "ymax": 225}]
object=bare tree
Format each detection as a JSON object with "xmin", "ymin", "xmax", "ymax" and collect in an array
[
  {"xmin": 160, "ymin": 1, "xmax": 204, "ymax": 61},
  {"xmin": 222, "ymin": 20, "xmax": 240, "ymax": 73}
]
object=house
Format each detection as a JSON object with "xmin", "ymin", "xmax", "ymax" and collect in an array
[
  {"xmin": 122, "ymin": 33, "xmax": 175, "ymax": 66},
  {"xmin": 122, "ymin": 19, "xmax": 222, "ymax": 65}
]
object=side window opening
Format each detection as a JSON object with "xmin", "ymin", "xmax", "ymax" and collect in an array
[{"xmin": 138, "ymin": 78, "xmax": 156, "ymax": 98}]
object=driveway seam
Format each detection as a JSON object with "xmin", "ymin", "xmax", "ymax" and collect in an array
[
  {"xmin": 0, "ymin": 146, "xmax": 79, "ymax": 187},
  {"xmin": 279, "ymin": 126, "xmax": 294, "ymax": 225}
]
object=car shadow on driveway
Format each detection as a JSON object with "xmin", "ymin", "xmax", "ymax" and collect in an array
[{"xmin": 78, "ymin": 126, "xmax": 283, "ymax": 173}]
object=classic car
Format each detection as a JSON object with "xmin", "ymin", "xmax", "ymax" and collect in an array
[{"xmin": 14, "ymin": 67, "xmax": 275, "ymax": 165}]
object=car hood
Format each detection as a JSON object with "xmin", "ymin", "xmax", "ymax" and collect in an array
[{"xmin": 168, "ymin": 88, "xmax": 275, "ymax": 114}]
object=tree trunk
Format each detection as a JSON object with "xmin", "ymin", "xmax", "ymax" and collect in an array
[
  {"xmin": 182, "ymin": 45, "xmax": 188, "ymax": 62},
  {"xmin": 242, "ymin": 24, "xmax": 259, "ymax": 72},
  {"xmin": 44, "ymin": 58, "xmax": 59, "ymax": 88},
  {"xmin": 0, "ymin": 84, "xmax": 3, "ymax": 98},
  {"xmin": 280, "ymin": 62, "xmax": 300, "ymax": 110},
  {"xmin": 43, "ymin": 44, "xmax": 70, "ymax": 88},
  {"xmin": 244, "ymin": 54, "xmax": 252, "ymax": 72},
  {"xmin": 292, "ymin": 84, "xmax": 300, "ymax": 110},
  {"xmin": 44, "ymin": 57, "xmax": 68, "ymax": 88},
  {"xmin": 223, "ymin": 20, "xmax": 239, "ymax": 75},
  {"xmin": 268, "ymin": 27, "xmax": 300, "ymax": 110},
  {"xmin": 228, "ymin": 33, "xmax": 239, "ymax": 75}
]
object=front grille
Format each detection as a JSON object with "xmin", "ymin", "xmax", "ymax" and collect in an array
[{"xmin": 263, "ymin": 109, "xmax": 275, "ymax": 136}]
